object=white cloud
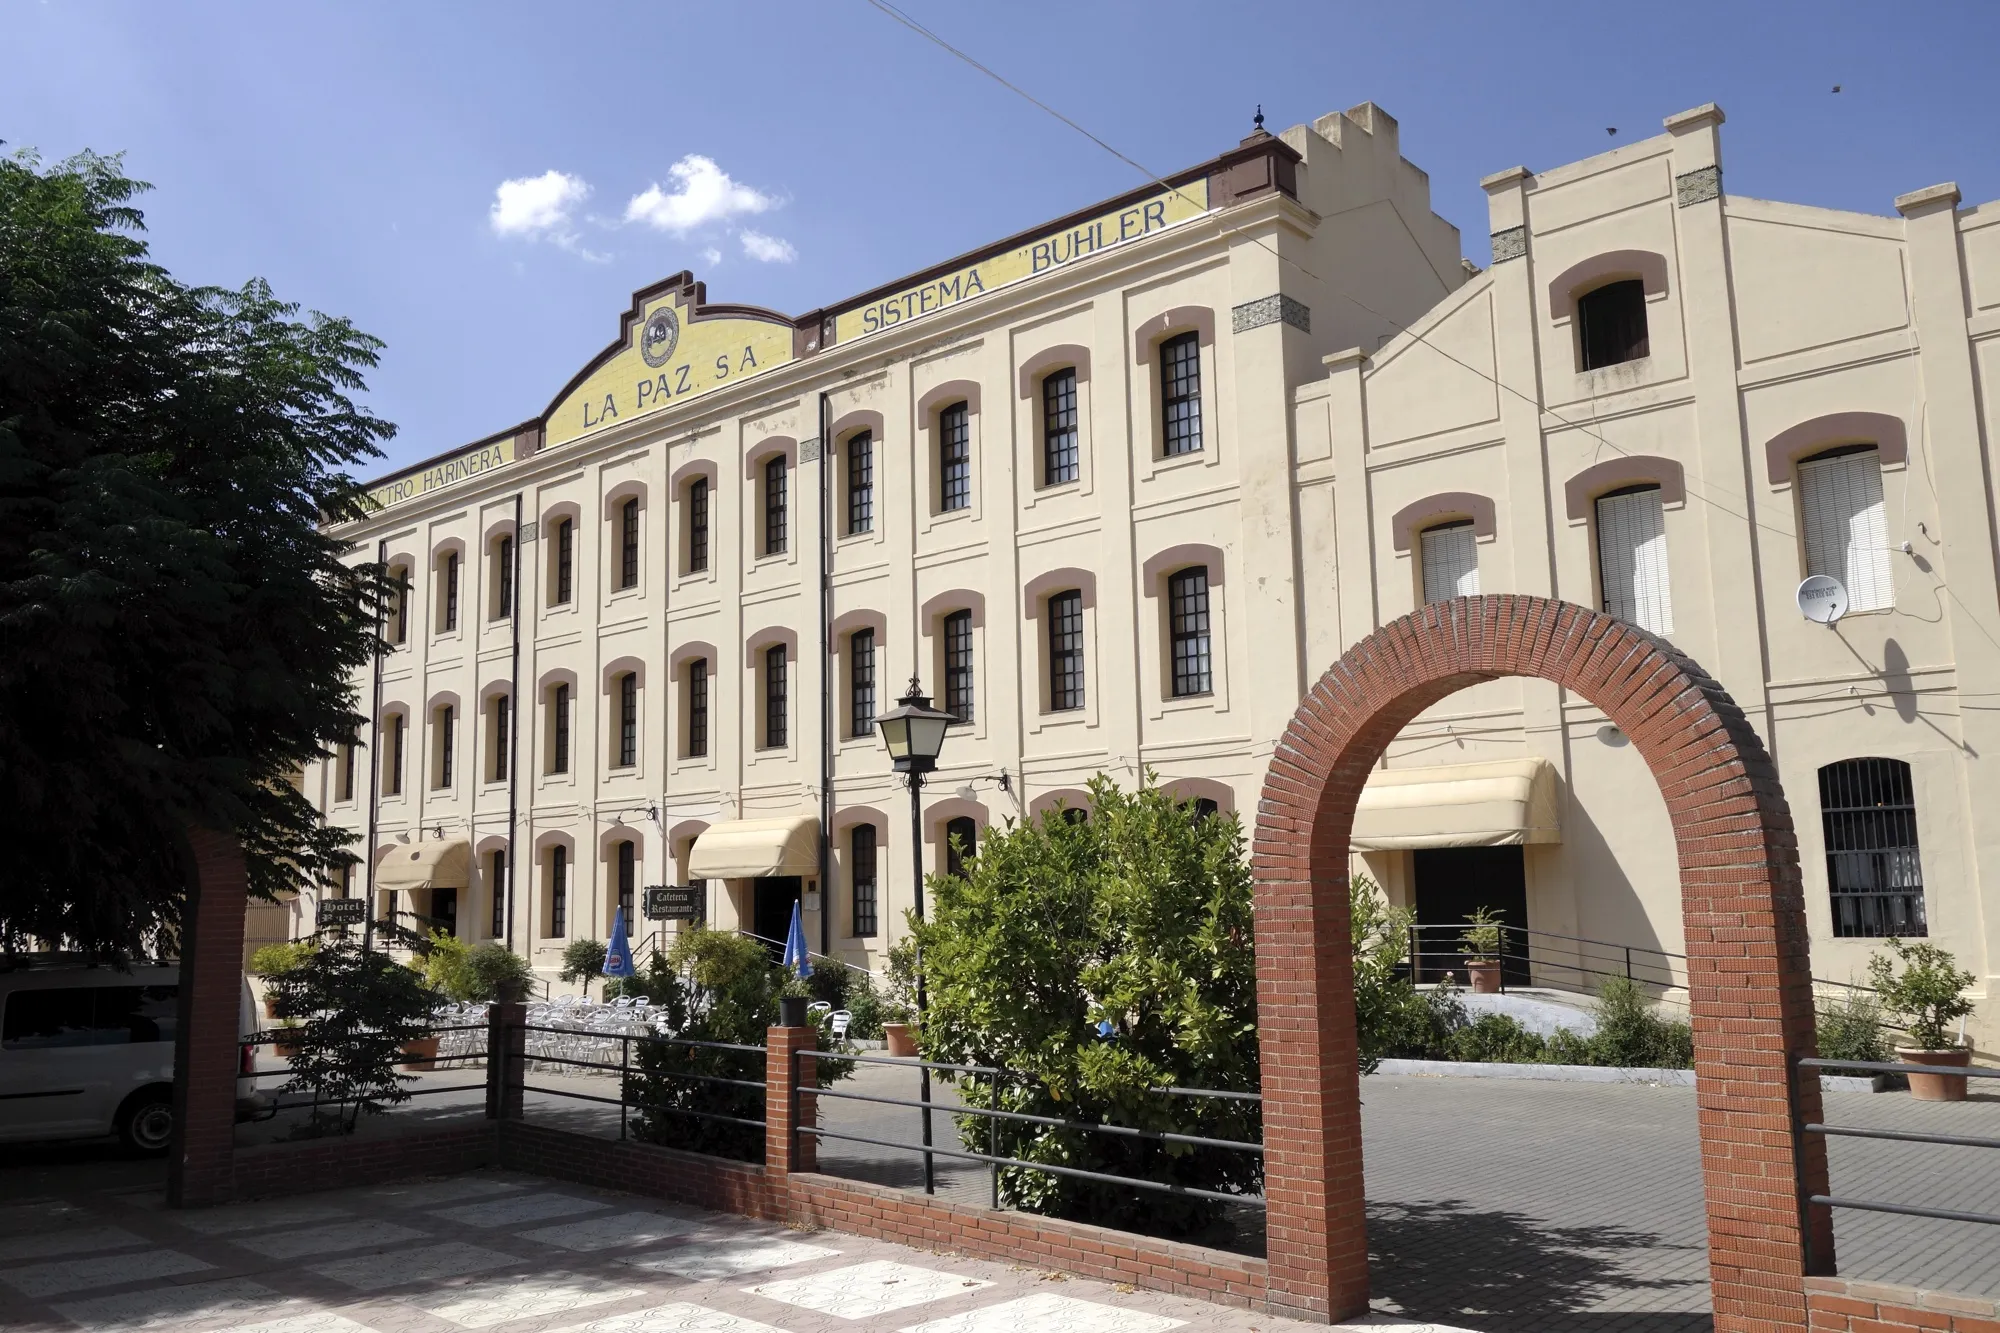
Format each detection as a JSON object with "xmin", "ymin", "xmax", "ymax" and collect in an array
[
  {"xmin": 490, "ymin": 170, "xmax": 590, "ymax": 240},
  {"xmin": 740, "ymin": 230, "xmax": 797, "ymax": 263},
  {"xmin": 701, "ymin": 247, "xmax": 723, "ymax": 267},
  {"xmin": 625, "ymin": 155, "xmax": 777, "ymax": 234}
]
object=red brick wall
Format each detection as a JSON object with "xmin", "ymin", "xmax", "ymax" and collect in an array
[
  {"xmin": 233, "ymin": 1124, "xmax": 497, "ymax": 1198},
  {"xmin": 1252, "ymin": 595, "xmax": 1831, "ymax": 1329},
  {"xmin": 1807, "ymin": 1277, "xmax": 2000, "ymax": 1332},
  {"xmin": 168, "ymin": 830, "xmax": 251, "ymax": 1207}
]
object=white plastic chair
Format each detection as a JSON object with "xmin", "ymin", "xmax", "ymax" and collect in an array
[{"xmin": 830, "ymin": 1009, "xmax": 852, "ymax": 1042}]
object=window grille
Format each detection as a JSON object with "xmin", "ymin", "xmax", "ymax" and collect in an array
[
  {"xmin": 618, "ymin": 673, "xmax": 637, "ymax": 768},
  {"xmin": 549, "ymin": 846, "xmax": 567, "ymax": 938},
  {"xmin": 437, "ymin": 706, "xmax": 454, "ymax": 788},
  {"xmin": 1577, "ymin": 279, "xmax": 1649, "ymax": 370},
  {"xmin": 688, "ymin": 478, "xmax": 710, "ymax": 572},
  {"xmin": 620, "ymin": 497, "xmax": 640, "ymax": 589},
  {"xmin": 495, "ymin": 537, "xmax": 514, "ymax": 619},
  {"xmin": 943, "ymin": 609, "xmax": 974, "ymax": 722},
  {"xmin": 443, "ymin": 553, "xmax": 459, "ymax": 631},
  {"xmin": 1800, "ymin": 447, "xmax": 1893, "ymax": 612},
  {"xmin": 490, "ymin": 851, "xmax": 506, "ymax": 937},
  {"xmin": 1048, "ymin": 589, "xmax": 1085, "ymax": 711},
  {"xmin": 1161, "ymin": 332, "xmax": 1203, "ymax": 456},
  {"xmin": 1168, "ymin": 566, "xmax": 1213, "ymax": 697},
  {"xmin": 1043, "ymin": 369, "xmax": 1079, "ymax": 485},
  {"xmin": 765, "ymin": 644, "xmax": 788, "ymax": 748},
  {"xmin": 849, "ymin": 629, "xmax": 875, "ymax": 740},
  {"xmin": 555, "ymin": 519, "xmax": 574, "ymax": 603},
  {"xmin": 687, "ymin": 659, "xmax": 709, "ymax": 758},
  {"xmin": 552, "ymin": 683, "xmax": 571, "ymax": 774},
  {"xmin": 939, "ymin": 402, "xmax": 971, "ymax": 511},
  {"xmin": 493, "ymin": 695, "xmax": 510, "ymax": 782},
  {"xmin": 1596, "ymin": 486, "xmax": 1674, "ymax": 633},
  {"xmin": 1819, "ymin": 757, "xmax": 1926, "ymax": 938},
  {"xmin": 847, "ymin": 432, "xmax": 874, "ymax": 534},
  {"xmin": 944, "ymin": 816, "xmax": 977, "ymax": 879},
  {"xmin": 764, "ymin": 456, "xmax": 788, "ymax": 555},
  {"xmin": 617, "ymin": 840, "xmax": 635, "ymax": 922},
  {"xmin": 851, "ymin": 825, "xmax": 878, "ymax": 937},
  {"xmin": 1420, "ymin": 522, "xmax": 1481, "ymax": 603}
]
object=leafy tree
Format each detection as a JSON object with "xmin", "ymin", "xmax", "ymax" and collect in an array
[
  {"xmin": 268, "ymin": 938, "xmax": 438, "ymax": 1135},
  {"xmin": 914, "ymin": 774, "xmax": 1259, "ymax": 1240},
  {"xmin": 457, "ymin": 941, "xmax": 536, "ymax": 1003},
  {"xmin": 1868, "ymin": 938, "xmax": 1975, "ymax": 1051},
  {"xmin": 0, "ymin": 149, "xmax": 391, "ymax": 959},
  {"xmin": 559, "ymin": 938, "xmax": 607, "ymax": 997}
]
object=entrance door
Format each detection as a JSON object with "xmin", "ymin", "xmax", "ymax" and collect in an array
[
  {"xmin": 1412, "ymin": 846, "xmax": 1530, "ymax": 985},
  {"xmin": 430, "ymin": 887, "xmax": 459, "ymax": 937},
  {"xmin": 752, "ymin": 876, "xmax": 802, "ymax": 956}
]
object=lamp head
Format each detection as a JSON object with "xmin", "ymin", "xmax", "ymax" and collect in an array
[{"xmin": 875, "ymin": 676, "xmax": 953, "ymax": 774}]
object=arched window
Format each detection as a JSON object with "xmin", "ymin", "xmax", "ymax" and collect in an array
[
  {"xmin": 850, "ymin": 824, "xmax": 878, "ymax": 938},
  {"xmin": 764, "ymin": 456, "xmax": 788, "ymax": 555},
  {"xmin": 943, "ymin": 609, "xmax": 974, "ymax": 721},
  {"xmin": 616, "ymin": 673, "xmax": 638, "ymax": 768},
  {"xmin": 1595, "ymin": 485, "xmax": 1673, "ymax": 633},
  {"xmin": 441, "ymin": 552, "xmax": 460, "ymax": 632},
  {"xmin": 547, "ymin": 845, "xmax": 567, "ymax": 939},
  {"xmin": 849, "ymin": 629, "xmax": 876, "ymax": 740},
  {"xmin": 489, "ymin": 849, "xmax": 507, "ymax": 938},
  {"xmin": 938, "ymin": 402, "xmax": 971, "ymax": 512},
  {"xmin": 1799, "ymin": 446, "xmax": 1892, "ymax": 612},
  {"xmin": 846, "ymin": 432, "xmax": 874, "ymax": 534},
  {"xmin": 619, "ymin": 496, "xmax": 640, "ymax": 590},
  {"xmin": 1042, "ymin": 368, "xmax": 1079, "ymax": 486},
  {"xmin": 616, "ymin": 839, "xmax": 636, "ymax": 923},
  {"xmin": 493, "ymin": 536, "xmax": 514, "ymax": 621},
  {"xmin": 550, "ymin": 683, "xmax": 571, "ymax": 774},
  {"xmin": 686, "ymin": 477, "xmax": 711, "ymax": 573},
  {"xmin": 1168, "ymin": 566, "xmax": 1213, "ymax": 697},
  {"xmin": 337, "ymin": 739, "xmax": 357, "ymax": 803},
  {"xmin": 388, "ymin": 564, "xmax": 411, "ymax": 644},
  {"xmin": 489, "ymin": 694, "xmax": 511, "ymax": 783},
  {"xmin": 944, "ymin": 816, "xmax": 978, "ymax": 878},
  {"xmin": 384, "ymin": 712, "xmax": 406, "ymax": 795},
  {"xmin": 764, "ymin": 643, "xmax": 788, "ymax": 748},
  {"xmin": 1047, "ymin": 590, "xmax": 1085, "ymax": 712},
  {"xmin": 685, "ymin": 659, "xmax": 709, "ymax": 758},
  {"xmin": 432, "ymin": 705, "xmax": 455, "ymax": 790},
  {"xmin": 1420, "ymin": 522, "xmax": 1480, "ymax": 603},
  {"xmin": 1160, "ymin": 332, "xmax": 1203, "ymax": 456},
  {"xmin": 553, "ymin": 518, "xmax": 575, "ymax": 605},
  {"xmin": 1820, "ymin": 758, "xmax": 1925, "ymax": 938},
  {"xmin": 1577, "ymin": 279, "xmax": 1649, "ymax": 370}
]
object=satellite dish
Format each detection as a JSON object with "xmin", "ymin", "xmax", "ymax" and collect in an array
[{"xmin": 1797, "ymin": 575, "xmax": 1849, "ymax": 625}]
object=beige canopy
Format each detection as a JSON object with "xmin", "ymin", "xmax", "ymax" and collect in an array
[
  {"xmin": 1350, "ymin": 758, "xmax": 1561, "ymax": 850},
  {"xmin": 687, "ymin": 815, "xmax": 820, "ymax": 879},
  {"xmin": 375, "ymin": 838, "xmax": 472, "ymax": 890}
]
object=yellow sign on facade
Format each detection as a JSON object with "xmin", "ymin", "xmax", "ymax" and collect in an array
[
  {"xmin": 367, "ymin": 434, "xmax": 517, "ymax": 512},
  {"xmin": 832, "ymin": 179, "xmax": 1210, "ymax": 346},
  {"xmin": 545, "ymin": 296, "xmax": 796, "ymax": 448}
]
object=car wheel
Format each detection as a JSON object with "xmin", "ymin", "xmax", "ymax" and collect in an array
[{"xmin": 116, "ymin": 1089, "xmax": 175, "ymax": 1155}]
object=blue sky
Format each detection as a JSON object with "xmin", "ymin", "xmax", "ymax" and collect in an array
[{"xmin": 5, "ymin": 1, "xmax": 1996, "ymax": 477}]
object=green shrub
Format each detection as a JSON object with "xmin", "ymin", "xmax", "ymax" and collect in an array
[
  {"xmin": 1456, "ymin": 907, "xmax": 1504, "ymax": 962},
  {"xmin": 458, "ymin": 942, "xmax": 535, "ymax": 1002},
  {"xmin": 249, "ymin": 940, "xmax": 316, "ymax": 977},
  {"xmin": 419, "ymin": 930, "xmax": 471, "ymax": 999},
  {"xmin": 1446, "ymin": 1013, "xmax": 1548, "ymax": 1064},
  {"xmin": 558, "ymin": 938, "xmax": 607, "ymax": 997},
  {"xmin": 843, "ymin": 978, "xmax": 887, "ymax": 1040},
  {"xmin": 268, "ymin": 939, "xmax": 439, "ymax": 1135},
  {"xmin": 1816, "ymin": 988, "xmax": 1889, "ymax": 1065},
  {"xmin": 1867, "ymin": 938, "xmax": 1975, "ymax": 1051},
  {"xmin": 1583, "ymin": 977, "xmax": 1693, "ymax": 1069}
]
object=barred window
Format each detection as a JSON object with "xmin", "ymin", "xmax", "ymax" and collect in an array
[
  {"xmin": 616, "ymin": 840, "xmax": 635, "ymax": 922},
  {"xmin": 944, "ymin": 816, "xmax": 977, "ymax": 879},
  {"xmin": 555, "ymin": 518, "xmax": 574, "ymax": 604},
  {"xmin": 1168, "ymin": 566, "xmax": 1213, "ymax": 697},
  {"xmin": 620, "ymin": 497, "xmax": 640, "ymax": 589},
  {"xmin": 489, "ymin": 850, "xmax": 506, "ymax": 937},
  {"xmin": 1596, "ymin": 485, "xmax": 1673, "ymax": 633},
  {"xmin": 765, "ymin": 644, "xmax": 788, "ymax": 749},
  {"xmin": 1048, "ymin": 589, "xmax": 1085, "ymax": 712},
  {"xmin": 1577, "ymin": 280, "xmax": 1649, "ymax": 371},
  {"xmin": 1800, "ymin": 446, "xmax": 1893, "ymax": 613},
  {"xmin": 495, "ymin": 536, "xmax": 514, "ymax": 620},
  {"xmin": 548, "ymin": 845, "xmax": 567, "ymax": 938},
  {"xmin": 443, "ymin": 552, "xmax": 460, "ymax": 631},
  {"xmin": 617, "ymin": 672, "xmax": 638, "ymax": 768},
  {"xmin": 491, "ymin": 695, "xmax": 510, "ymax": 782},
  {"xmin": 1043, "ymin": 369, "xmax": 1078, "ymax": 486},
  {"xmin": 1420, "ymin": 522, "xmax": 1480, "ymax": 603},
  {"xmin": 846, "ymin": 432, "xmax": 874, "ymax": 535},
  {"xmin": 939, "ymin": 402, "xmax": 971, "ymax": 511},
  {"xmin": 764, "ymin": 456, "xmax": 788, "ymax": 555},
  {"xmin": 850, "ymin": 824, "xmax": 878, "ymax": 938},
  {"xmin": 552, "ymin": 683, "xmax": 571, "ymax": 774},
  {"xmin": 943, "ymin": 609, "xmax": 974, "ymax": 722},
  {"xmin": 687, "ymin": 659, "xmax": 709, "ymax": 758},
  {"xmin": 1161, "ymin": 331, "xmax": 1203, "ymax": 456},
  {"xmin": 688, "ymin": 478, "xmax": 710, "ymax": 573},
  {"xmin": 849, "ymin": 629, "xmax": 875, "ymax": 740},
  {"xmin": 1820, "ymin": 758, "xmax": 1926, "ymax": 938},
  {"xmin": 436, "ymin": 706, "xmax": 454, "ymax": 789}
]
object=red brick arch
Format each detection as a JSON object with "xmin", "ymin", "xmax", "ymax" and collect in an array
[{"xmin": 1253, "ymin": 595, "xmax": 1829, "ymax": 1329}]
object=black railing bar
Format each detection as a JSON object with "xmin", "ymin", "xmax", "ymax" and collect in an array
[
  {"xmin": 1147, "ymin": 1086, "xmax": 1263, "ymax": 1102},
  {"xmin": 1800, "ymin": 1058, "xmax": 2000, "ymax": 1079},
  {"xmin": 1411, "ymin": 922, "xmax": 1690, "ymax": 960},
  {"xmin": 1810, "ymin": 1195, "xmax": 2000, "ymax": 1227},
  {"xmin": 244, "ymin": 1024, "xmax": 491, "ymax": 1042},
  {"xmin": 806, "ymin": 1085, "xmax": 1263, "ymax": 1153},
  {"xmin": 256, "ymin": 1082, "xmax": 490, "ymax": 1111},
  {"xmin": 1806, "ymin": 1123, "xmax": 2000, "ymax": 1152},
  {"xmin": 522, "ymin": 1053, "xmax": 643, "ymax": 1076},
  {"xmin": 802, "ymin": 1125, "xmax": 1266, "ymax": 1205},
  {"xmin": 798, "ymin": 1049, "xmax": 1003, "ymax": 1077},
  {"xmin": 523, "ymin": 1052, "xmax": 766, "ymax": 1090},
  {"xmin": 518, "ymin": 1025, "xmax": 764, "ymax": 1056},
  {"xmin": 624, "ymin": 1103, "xmax": 769, "ymax": 1132},
  {"xmin": 632, "ymin": 1069, "xmax": 767, "ymax": 1092}
]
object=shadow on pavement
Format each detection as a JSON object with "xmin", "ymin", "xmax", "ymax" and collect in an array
[{"xmin": 1368, "ymin": 1199, "xmax": 1712, "ymax": 1333}]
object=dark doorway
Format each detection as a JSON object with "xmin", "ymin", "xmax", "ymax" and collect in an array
[
  {"xmin": 430, "ymin": 887, "xmax": 459, "ymax": 937},
  {"xmin": 752, "ymin": 876, "xmax": 802, "ymax": 955},
  {"xmin": 1412, "ymin": 846, "xmax": 1529, "ymax": 985}
]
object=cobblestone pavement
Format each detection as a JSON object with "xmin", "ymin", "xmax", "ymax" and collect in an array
[{"xmin": 0, "ymin": 1167, "xmax": 1468, "ymax": 1333}]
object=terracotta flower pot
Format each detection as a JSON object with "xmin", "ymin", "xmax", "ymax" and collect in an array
[
  {"xmin": 399, "ymin": 1036, "xmax": 442, "ymax": 1070},
  {"xmin": 262, "ymin": 995, "xmax": 282, "ymax": 1020},
  {"xmin": 883, "ymin": 1023, "xmax": 918, "ymax": 1058},
  {"xmin": 272, "ymin": 1034, "xmax": 302, "ymax": 1059},
  {"xmin": 1465, "ymin": 959, "xmax": 1503, "ymax": 995},
  {"xmin": 1897, "ymin": 1044, "xmax": 1973, "ymax": 1102}
]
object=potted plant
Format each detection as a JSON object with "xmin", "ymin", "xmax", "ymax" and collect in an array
[
  {"xmin": 1868, "ymin": 938, "xmax": 1977, "ymax": 1101},
  {"xmin": 1457, "ymin": 907, "xmax": 1505, "ymax": 995},
  {"xmin": 270, "ymin": 1020, "xmax": 304, "ymax": 1059},
  {"xmin": 249, "ymin": 940, "xmax": 316, "ymax": 1018},
  {"xmin": 881, "ymin": 935, "xmax": 921, "ymax": 1057},
  {"xmin": 559, "ymin": 938, "xmax": 608, "ymax": 999},
  {"xmin": 461, "ymin": 942, "xmax": 536, "ymax": 1003}
]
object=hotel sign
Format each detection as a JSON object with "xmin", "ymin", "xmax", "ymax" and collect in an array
[
  {"xmin": 365, "ymin": 434, "xmax": 518, "ymax": 512},
  {"xmin": 831, "ymin": 178, "xmax": 1209, "ymax": 346}
]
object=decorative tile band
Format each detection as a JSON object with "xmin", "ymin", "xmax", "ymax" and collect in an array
[
  {"xmin": 1231, "ymin": 294, "xmax": 1311, "ymax": 334},
  {"xmin": 1676, "ymin": 166, "xmax": 1721, "ymax": 207},
  {"xmin": 798, "ymin": 437, "xmax": 822, "ymax": 463},
  {"xmin": 1490, "ymin": 226, "xmax": 1527, "ymax": 264}
]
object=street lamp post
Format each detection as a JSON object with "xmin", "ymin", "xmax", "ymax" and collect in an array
[{"xmin": 874, "ymin": 676, "xmax": 954, "ymax": 1195}]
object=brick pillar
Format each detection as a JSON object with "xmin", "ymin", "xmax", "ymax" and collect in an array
[
  {"xmin": 486, "ymin": 1001, "xmax": 525, "ymax": 1120},
  {"xmin": 765, "ymin": 1024, "xmax": 817, "ymax": 1176},
  {"xmin": 167, "ymin": 829, "xmax": 250, "ymax": 1208}
]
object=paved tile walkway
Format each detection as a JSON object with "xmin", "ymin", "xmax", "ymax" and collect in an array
[{"xmin": 0, "ymin": 1168, "xmax": 1471, "ymax": 1333}]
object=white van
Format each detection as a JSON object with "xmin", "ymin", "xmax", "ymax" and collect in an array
[{"xmin": 0, "ymin": 962, "xmax": 262, "ymax": 1153}]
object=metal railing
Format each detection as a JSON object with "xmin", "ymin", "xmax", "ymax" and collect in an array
[
  {"xmin": 510, "ymin": 1022, "xmax": 767, "ymax": 1143},
  {"xmin": 1795, "ymin": 1055, "xmax": 2000, "ymax": 1248},
  {"xmin": 240, "ymin": 1023, "xmax": 492, "ymax": 1117},
  {"xmin": 793, "ymin": 1048, "xmax": 1263, "ymax": 1213}
]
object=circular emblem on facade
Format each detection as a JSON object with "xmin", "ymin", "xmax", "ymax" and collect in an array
[{"xmin": 640, "ymin": 307, "xmax": 680, "ymax": 367}]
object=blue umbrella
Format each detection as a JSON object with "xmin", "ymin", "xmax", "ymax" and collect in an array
[
  {"xmin": 782, "ymin": 899, "xmax": 813, "ymax": 979},
  {"xmin": 603, "ymin": 907, "xmax": 636, "ymax": 980}
]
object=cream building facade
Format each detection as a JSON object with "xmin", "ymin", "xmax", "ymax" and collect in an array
[{"xmin": 307, "ymin": 100, "xmax": 2000, "ymax": 1046}]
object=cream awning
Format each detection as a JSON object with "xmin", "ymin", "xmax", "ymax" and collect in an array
[
  {"xmin": 1350, "ymin": 758, "xmax": 1561, "ymax": 850},
  {"xmin": 376, "ymin": 838, "xmax": 472, "ymax": 890},
  {"xmin": 688, "ymin": 816, "xmax": 820, "ymax": 880}
]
